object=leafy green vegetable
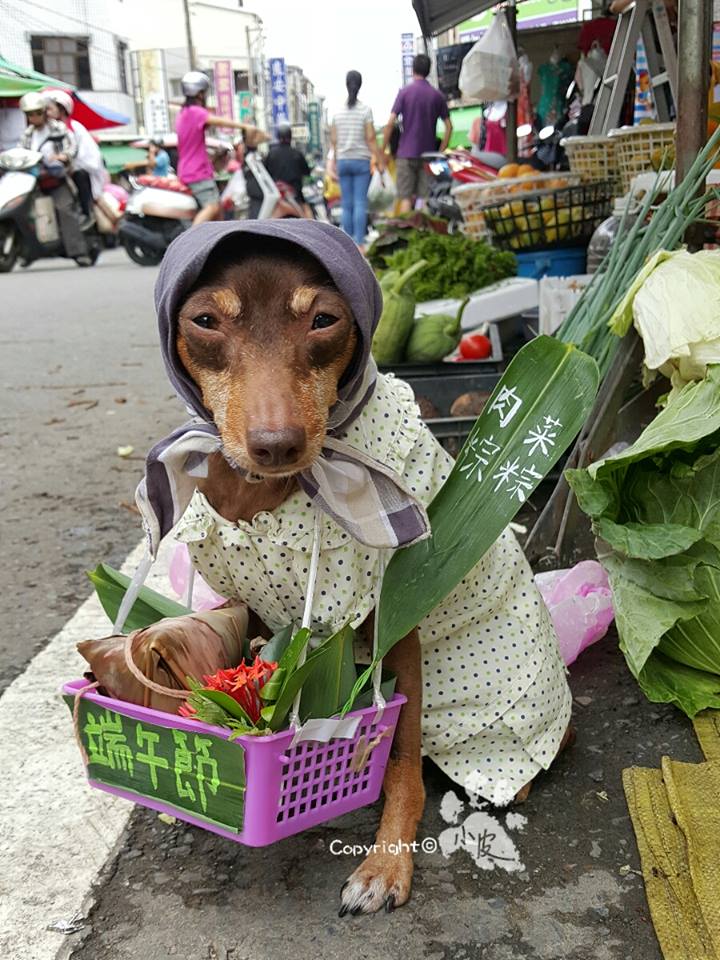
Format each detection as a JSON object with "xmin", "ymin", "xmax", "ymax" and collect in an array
[
  {"xmin": 88, "ymin": 563, "xmax": 189, "ymax": 633},
  {"xmin": 567, "ymin": 366, "xmax": 720, "ymax": 716},
  {"xmin": 378, "ymin": 229, "xmax": 516, "ymax": 302}
]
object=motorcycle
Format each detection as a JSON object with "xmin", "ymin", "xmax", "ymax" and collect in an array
[
  {"xmin": 118, "ymin": 174, "xmax": 197, "ymax": 267},
  {"xmin": 0, "ymin": 146, "xmax": 103, "ymax": 272},
  {"xmin": 422, "ymin": 148, "xmax": 500, "ymax": 231}
]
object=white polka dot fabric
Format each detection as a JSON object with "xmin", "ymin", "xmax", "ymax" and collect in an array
[{"xmin": 175, "ymin": 373, "xmax": 572, "ymax": 804}]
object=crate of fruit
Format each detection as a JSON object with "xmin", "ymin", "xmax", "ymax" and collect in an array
[
  {"xmin": 477, "ymin": 179, "xmax": 614, "ymax": 253},
  {"xmin": 452, "ymin": 169, "xmax": 578, "ymax": 239}
]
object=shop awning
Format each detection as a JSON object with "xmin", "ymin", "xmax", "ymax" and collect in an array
[
  {"xmin": 412, "ymin": 0, "xmax": 496, "ymax": 37},
  {"xmin": 0, "ymin": 56, "xmax": 130, "ymax": 129},
  {"xmin": 413, "ymin": 0, "xmax": 580, "ymax": 37},
  {"xmin": 99, "ymin": 143, "xmax": 148, "ymax": 174}
]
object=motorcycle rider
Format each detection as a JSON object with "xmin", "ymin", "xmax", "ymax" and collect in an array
[
  {"xmin": 176, "ymin": 71, "xmax": 253, "ymax": 226},
  {"xmin": 43, "ymin": 88, "xmax": 108, "ymax": 220},
  {"xmin": 18, "ymin": 92, "xmax": 89, "ymax": 261},
  {"xmin": 264, "ymin": 123, "xmax": 312, "ymax": 218}
]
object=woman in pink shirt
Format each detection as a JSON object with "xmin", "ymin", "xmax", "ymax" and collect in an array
[{"xmin": 176, "ymin": 72, "xmax": 252, "ymax": 226}]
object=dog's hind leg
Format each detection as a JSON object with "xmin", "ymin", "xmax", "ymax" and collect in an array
[{"xmin": 339, "ymin": 625, "xmax": 425, "ymax": 916}]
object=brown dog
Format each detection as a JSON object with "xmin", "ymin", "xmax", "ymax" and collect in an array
[
  {"xmin": 176, "ymin": 237, "xmax": 425, "ymax": 914},
  {"xmin": 168, "ymin": 235, "xmax": 572, "ymax": 915}
]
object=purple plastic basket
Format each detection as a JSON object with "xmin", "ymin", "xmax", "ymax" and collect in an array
[{"xmin": 63, "ymin": 679, "xmax": 405, "ymax": 847}]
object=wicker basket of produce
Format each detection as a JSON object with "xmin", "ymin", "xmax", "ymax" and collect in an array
[
  {"xmin": 561, "ymin": 134, "xmax": 620, "ymax": 189},
  {"xmin": 479, "ymin": 179, "xmax": 614, "ymax": 253},
  {"xmin": 452, "ymin": 171, "xmax": 578, "ymax": 240},
  {"xmin": 608, "ymin": 122, "xmax": 676, "ymax": 193}
]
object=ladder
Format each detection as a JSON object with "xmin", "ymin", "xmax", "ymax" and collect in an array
[{"xmin": 589, "ymin": 0, "xmax": 678, "ymax": 135}]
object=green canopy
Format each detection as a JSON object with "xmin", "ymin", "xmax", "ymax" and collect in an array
[
  {"xmin": 0, "ymin": 55, "xmax": 71, "ymax": 99},
  {"xmin": 437, "ymin": 105, "xmax": 482, "ymax": 149},
  {"xmin": 99, "ymin": 144, "xmax": 148, "ymax": 174}
]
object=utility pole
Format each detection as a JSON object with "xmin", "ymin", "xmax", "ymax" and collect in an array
[{"xmin": 182, "ymin": 0, "xmax": 197, "ymax": 70}]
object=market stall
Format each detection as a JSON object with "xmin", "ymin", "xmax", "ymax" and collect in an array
[{"xmin": 398, "ymin": 2, "xmax": 720, "ymax": 954}]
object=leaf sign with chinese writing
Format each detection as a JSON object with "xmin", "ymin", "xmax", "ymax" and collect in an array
[
  {"xmin": 65, "ymin": 697, "xmax": 246, "ymax": 831},
  {"xmin": 376, "ymin": 336, "xmax": 599, "ymax": 660}
]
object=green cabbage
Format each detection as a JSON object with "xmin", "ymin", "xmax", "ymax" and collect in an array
[
  {"xmin": 609, "ymin": 249, "xmax": 720, "ymax": 395},
  {"xmin": 567, "ymin": 366, "xmax": 720, "ymax": 716}
]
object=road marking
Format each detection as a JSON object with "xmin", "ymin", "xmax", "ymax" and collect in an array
[{"xmin": 0, "ymin": 540, "xmax": 172, "ymax": 960}]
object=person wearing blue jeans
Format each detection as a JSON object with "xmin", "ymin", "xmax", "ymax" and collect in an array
[
  {"xmin": 330, "ymin": 70, "xmax": 384, "ymax": 248},
  {"xmin": 337, "ymin": 158, "xmax": 371, "ymax": 245}
]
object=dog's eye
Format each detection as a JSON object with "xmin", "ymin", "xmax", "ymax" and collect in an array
[
  {"xmin": 191, "ymin": 314, "xmax": 214, "ymax": 329},
  {"xmin": 311, "ymin": 313, "xmax": 338, "ymax": 330}
]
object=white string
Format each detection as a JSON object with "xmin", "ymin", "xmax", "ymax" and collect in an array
[
  {"xmin": 113, "ymin": 550, "xmax": 153, "ymax": 634},
  {"xmin": 185, "ymin": 564, "xmax": 196, "ymax": 610},
  {"xmin": 288, "ymin": 512, "xmax": 322, "ymax": 730},
  {"xmin": 371, "ymin": 551, "xmax": 387, "ymax": 725}
]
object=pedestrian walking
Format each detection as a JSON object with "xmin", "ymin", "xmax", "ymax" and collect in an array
[
  {"xmin": 382, "ymin": 54, "xmax": 453, "ymax": 212},
  {"xmin": 329, "ymin": 70, "xmax": 384, "ymax": 249}
]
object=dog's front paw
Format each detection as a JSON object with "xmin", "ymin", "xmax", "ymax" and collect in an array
[{"xmin": 338, "ymin": 848, "xmax": 413, "ymax": 916}]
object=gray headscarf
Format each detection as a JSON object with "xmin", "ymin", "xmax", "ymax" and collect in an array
[{"xmin": 136, "ymin": 220, "xmax": 430, "ymax": 557}]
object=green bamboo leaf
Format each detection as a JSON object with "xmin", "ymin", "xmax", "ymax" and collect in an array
[
  {"xmin": 375, "ymin": 337, "xmax": 599, "ymax": 660},
  {"xmin": 263, "ymin": 644, "xmax": 334, "ymax": 732},
  {"xmin": 199, "ymin": 689, "xmax": 254, "ymax": 726},
  {"xmin": 297, "ymin": 624, "xmax": 357, "ymax": 720},
  {"xmin": 88, "ymin": 563, "xmax": 189, "ymax": 633},
  {"xmin": 258, "ymin": 623, "xmax": 294, "ymax": 663},
  {"xmin": 258, "ymin": 666, "xmax": 286, "ymax": 702}
]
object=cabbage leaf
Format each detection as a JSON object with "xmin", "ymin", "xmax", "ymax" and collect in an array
[{"xmin": 567, "ymin": 366, "xmax": 720, "ymax": 716}]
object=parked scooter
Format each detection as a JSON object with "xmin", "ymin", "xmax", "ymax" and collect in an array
[
  {"xmin": 422, "ymin": 148, "xmax": 500, "ymax": 231},
  {"xmin": 0, "ymin": 146, "xmax": 103, "ymax": 272}
]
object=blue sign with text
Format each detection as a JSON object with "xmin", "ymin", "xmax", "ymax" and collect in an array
[{"xmin": 269, "ymin": 57, "xmax": 289, "ymax": 127}]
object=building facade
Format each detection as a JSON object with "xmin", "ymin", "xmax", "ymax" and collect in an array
[{"xmin": 2, "ymin": 0, "xmax": 135, "ymax": 125}]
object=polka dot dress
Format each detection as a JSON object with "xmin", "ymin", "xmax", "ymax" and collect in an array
[{"xmin": 175, "ymin": 373, "xmax": 572, "ymax": 806}]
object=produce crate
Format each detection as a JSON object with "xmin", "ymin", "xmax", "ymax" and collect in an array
[
  {"xmin": 452, "ymin": 172, "xmax": 578, "ymax": 239},
  {"xmin": 608, "ymin": 123, "xmax": 675, "ymax": 193},
  {"xmin": 63, "ymin": 679, "xmax": 405, "ymax": 847},
  {"xmin": 379, "ymin": 359, "xmax": 503, "ymax": 456},
  {"xmin": 561, "ymin": 134, "xmax": 620, "ymax": 190},
  {"xmin": 480, "ymin": 180, "xmax": 614, "ymax": 253}
]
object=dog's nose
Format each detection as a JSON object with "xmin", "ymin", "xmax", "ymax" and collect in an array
[{"xmin": 247, "ymin": 427, "xmax": 307, "ymax": 468}]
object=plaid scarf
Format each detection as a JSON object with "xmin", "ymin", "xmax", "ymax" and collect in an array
[{"xmin": 136, "ymin": 220, "xmax": 430, "ymax": 557}]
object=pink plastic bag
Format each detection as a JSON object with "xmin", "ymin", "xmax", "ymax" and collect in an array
[
  {"xmin": 169, "ymin": 542, "xmax": 227, "ymax": 611},
  {"xmin": 535, "ymin": 560, "xmax": 614, "ymax": 665}
]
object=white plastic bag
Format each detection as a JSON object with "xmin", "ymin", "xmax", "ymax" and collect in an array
[
  {"xmin": 220, "ymin": 168, "xmax": 248, "ymax": 210},
  {"xmin": 459, "ymin": 9, "xmax": 519, "ymax": 102},
  {"xmin": 367, "ymin": 169, "xmax": 395, "ymax": 212}
]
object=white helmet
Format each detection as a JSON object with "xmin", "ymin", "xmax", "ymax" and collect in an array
[
  {"xmin": 181, "ymin": 71, "xmax": 210, "ymax": 97},
  {"xmin": 43, "ymin": 88, "xmax": 74, "ymax": 116},
  {"xmin": 19, "ymin": 92, "xmax": 47, "ymax": 113}
]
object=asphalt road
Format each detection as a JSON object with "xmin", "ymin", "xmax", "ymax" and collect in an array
[
  {"xmin": 0, "ymin": 248, "xmax": 183, "ymax": 692},
  {"xmin": 1, "ymin": 248, "xmax": 696, "ymax": 960}
]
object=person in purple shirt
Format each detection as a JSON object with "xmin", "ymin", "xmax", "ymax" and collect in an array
[{"xmin": 382, "ymin": 54, "xmax": 453, "ymax": 213}]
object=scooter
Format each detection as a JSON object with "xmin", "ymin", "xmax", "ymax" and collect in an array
[
  {"xmin": 0, "ymin": 146, "xmax": 103, "ymax": 272},
  {"xmin": 422, "ymin": 149, "xmax": 500, "ymax": 231},
  {"xmin": 118, "ymin": 174, "xmax": 197, "ymax": 267}
]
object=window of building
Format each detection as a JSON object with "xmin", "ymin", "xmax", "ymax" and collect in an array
[
  {"xmin": 31, "ymin": 36, "xmax": 92, "ymax": 88},
  {"xmin": 117, "ymin": 41, "xmax": 129, "ymax": 93}
]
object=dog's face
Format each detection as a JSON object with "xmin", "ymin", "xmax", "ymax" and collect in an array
[{"xmin": 176, "ymin": 239, "xmax": 358, "ymax": 477}]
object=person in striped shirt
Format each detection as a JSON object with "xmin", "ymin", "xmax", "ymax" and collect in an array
[{"xmin": 329, "ymin": 71, "xmax": 384, "ymax": 249}]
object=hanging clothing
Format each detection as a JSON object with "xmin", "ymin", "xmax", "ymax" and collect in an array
[{"xmin": 537, "ymin": 58, "xmax": 574, "ymax": 127}]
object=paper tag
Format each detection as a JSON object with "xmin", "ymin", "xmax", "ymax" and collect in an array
[{"xmin": 289, "ymin": 715, "xmax": 361, "ymax": 747}]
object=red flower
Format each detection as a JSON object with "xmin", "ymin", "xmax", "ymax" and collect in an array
[{"xmin": 181, "ymin": 657, "xmax": 278, "ymax": 725}]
